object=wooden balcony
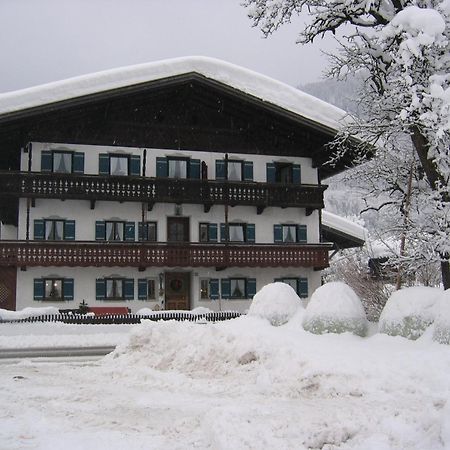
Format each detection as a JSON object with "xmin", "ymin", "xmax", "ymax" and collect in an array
[
  {"xmin": 0, "ymin": 171, "xmax": 326, "ymax": 212},
  {"xmin": 0, "ymin": 241, "xmax": 331, "ymax": 269}
]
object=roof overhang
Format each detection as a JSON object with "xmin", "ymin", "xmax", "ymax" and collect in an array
[{"xmin": 322, "ymin": 211, "xmax": 366, "ymax": 250}]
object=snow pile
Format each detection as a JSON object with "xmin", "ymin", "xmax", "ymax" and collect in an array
[
  {"xmin": 379, "ymin": 286, "xmax": 442, "ymax": 340},
  {"xmin": 136, "ymin": 306, "xmax": 213, "ymax": 316},
  {"xmin": 303, "ymin": 282, "xmax": 368, "ymax": 336},
  {"xmin": 0, "ymin": 306, "xmax": 59, "ymax": 321},
  {"xmin": 433, "ymin": 290, "xmax": 450, "ymax": 345},
  {"xmin": 247, "ymin": 282, "xmax": 303, "ymax": 326}
]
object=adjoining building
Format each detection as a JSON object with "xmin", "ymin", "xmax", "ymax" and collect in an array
[{"xmin": 0, "ymin": 56, "xmax": 363, "ymax": 312}]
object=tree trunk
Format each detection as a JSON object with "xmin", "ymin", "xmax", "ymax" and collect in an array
[{"xmin": 410, "ymin": 126, "xmax": 450, "ymax": 288}]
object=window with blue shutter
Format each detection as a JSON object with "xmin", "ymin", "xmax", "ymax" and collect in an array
[
  {"xmin": 298, "ymin": 278, "xmax": 308, "ymax": 298},
  {"xmin": 34, "ymin": 220, "xmax": 45, "ymax": 240},
  {"xmin": 190, "ymin": 159, "xmax": 201, "ymax": 179},
  {"xmin": 215, "ymin": 160, "xmax": 225, "ymax": 180},
  {"xmin": 138, "ymin": 279, "xmax": 148, "ymax": 300},
  {"xmin": 64, "ymin": 220, "xmax": 75, "ymax": 240},
  {"xmin": 247, "ymin": 278, "xmax": 256, "ymax": 299},
  {"xmin": 123, "ymin": 279, "xmax": 134, "ymax": 300},
  {"xmin": 156, "ymin": 157, "xmax": 168, "ymax": 177},
  {"xmin": 243, "ymin": 161, "xmax": 254, "ymax": 181},
  {"xmin": 73, "ymin": 152, "xmax": 85, "ymax": 174},
  {"xmin": 266, "ymin": 163, "xmax": 276, "ymax": 183},
  {"xmin": 96, "ymin": 279, "xmax": 106, "ymax": 300},
  {"xmin": 297, "ymin": 225, "xmax": 307, "ymax": 243},
  {"xmin": 41, "ymin": 151, "xmax": 52, "ymax": 172},
  {"xmin": 273, "ymin": 225, "xmax": 283, "ymax": 243},
  {"xmin": 210, "ymin": 279, "xmax": 219, "ymax": 300},
  {"xmin": 33, "ymin": 279, "xmax": 45, "ymax": 300},
  {"xmin": 221, "ymin": 279, "xmax": 231, "ymax": 299},
  {"xmin": 129, "ymin": 155, "xmax": 141, "ymax": 176},
  {"xmin": 124, "ymin": 222, "xmax": 135, "ymax": 241},
  {"xmin": 220, "ymin": 223, "xmax": 227, "ymax": 242},
  {"xmin": 95, "ymin": 221, "xmax": 106, "ymax": 240},
  {"xmin": 292, "ymin": 164, "xmax": 301, "ymax": 184},
  {"xmin": 209, "ymin": 223, "xmax": 218, "ymax": 242},
  {"xmin": 98, "ymin": 154, "xmax": 110, "ymax": 175},
  {"xmin": 63, "ymin": 279, "xmax": 74, "ymax": 301},
  {"xmin": 246, "ymin": 224, "xmax": 255, "ymax": 243}
]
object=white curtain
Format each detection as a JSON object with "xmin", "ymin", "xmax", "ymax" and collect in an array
[
  {"xmin": 169, "ymin": 160, "xmax": 187, "ymax": 178},
  {"xmin": 111, "ymin": 157, "xmax": 127, "ymax": 175},
  {"xmin": 53, "ymin": 153, "xmax": 71, "ymax": 173},
  {"xmin": 283, "ymin": 226, "xmax": 295, "ymax": 243},
  {"xmin": 231, "ymin": 279, "xmax": 244, "ymax": 298},
  {"xmin": 46, "ymin": 221, "xmax": 63, "ymax": 240},
  {"xmin": 229, "ymin": 225, "xmax": 244, "ymax": 241},
  {"xmin": 228, "ymin": 162, "xmax": 241, "ymax": 181}
]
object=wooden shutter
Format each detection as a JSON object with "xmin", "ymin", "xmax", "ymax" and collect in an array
[
  {"xmin": 98, "ymin": 154, "xmax": 110, "ymax": 175},
  {"xmin": 273, "ymin": 224, "xmax": 283, "ymax": 243},
  {"xmin": 63, "ymin": 279, "xmax": 74, "ymax": 301},
  {"xmin": 246, "ymin": 224, "xmax": 255, "ymax": 243},
  {"xmin": 156, "ymin": 157, "xmax": 168, "ymax": 177},
  {"xmin": 34, "ymin": 219, "xmax": 45, "ymax": 240},
  {"xmin": 247, "ymin": 278, "xmax": 257, "ymax": 299},
  {"xmin": 64, "ymin": 220, "xmax": 75, "ymax": 240},
  {"xmin": 298, "ymin": 278, "xmax": 308, "ymax": 298},
  {"xmin": 124, "ymin": 222, "xmax": 135, "ymax": 241},
  {"xmin": 73, "ymin": 152, "xmax": 85, "ymax": 174},
  {"xmin": 215, "ymin": 160, "xmax": 225, "ymax": 180},
  {"xmin": 96, "ymin": 279, "xmax": 106, "ymax": 300},
  {"xmin": 95, "ymin": 221, "xmax": 105, "ymax": 241},
  {"xmin": 208, "ymin": 223, "xmax": 218, "ymax": 242},
  {"xmin": 221, "ymin": 279, "xmax": 231, "ymax": 300},
  {"xmin": 130, "ymin": 155, "xmax": 141, "ymax": 176},
  {"xmin": 41, "ymin": 151, "xmax": 52, "ymax": 172},
  {"xmin": 210, "ymin": 279, "xmax": 219, "ymax": 300},
  {"xmin": 123, "ymin": 279, "xmax": 135, "ymax": 300},
  {"xmin": 266, "ymin": 163, "xmax": 276, "ymax": 183},
  {"xmin": 189, "ymin": 159, "xmax": 201, "ymax": 179},
  {"xmin": 292, "ymin": 164, "xmax": 301, "ymax": 184},
  {"xmin": 297, "ymin": 225, "xmax": 307, "ymax": 243},
  {"xmin": 138, "ymin": 279, "xmax": 148, "ymax": 300},
  {"xmin": 243, "ymin": 161, "xmax": 254, "ymax": 181},
  {"xmin": 33, "ymin": 279, "xmax": 45, "ymax": 300}
]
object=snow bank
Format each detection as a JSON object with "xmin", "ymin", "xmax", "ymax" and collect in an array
[
  {"xmin": 433, "ymin": 289, "xmax": 450, "ymax": 344},
  {"xmin": 247, "ymin": 282, "xmax": 303, "ymax": 326},
  {"xmin": 136, "ymin": 306, "xmax": 213, "ymax": 316},
  {"xmin": 379, "ymin": 286, "xmax": 442, "ymax": 340},
  {"xmin": 303, "ymin": 282, "xmax": 368, "ymax": 336},
  {"xmin": 0, "ymin": 306, "xmax": 59, "ymax": 321}
]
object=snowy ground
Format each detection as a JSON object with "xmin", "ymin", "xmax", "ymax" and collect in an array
[{"xmin": 1, "ymin": 316, "xmax": 450, "ymax": 449}]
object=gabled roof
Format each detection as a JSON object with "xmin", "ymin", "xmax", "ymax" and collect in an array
[
  {"xmin": 322, "ymin": 211, "xmax": 366, "ymax": 249},
  {"xmin": 0, "ymin": 56, "xmax": 350, "ymax": 134}
]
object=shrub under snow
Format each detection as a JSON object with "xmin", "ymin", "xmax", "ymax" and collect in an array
[
  {"xmin": 248, "ymin": 282, "xmax": 303, "ymax": 326},
  {"xmin": 433, "ymin": 290, "xmax": 450, "ymax": 345},
  {"xmin": 0, "ymin": 306, "xmax": 60, "ymax": 321},
  {"xmin": 303, "ymin": 282, "xmax": 368, "ymax": 336},
  {"xmin": 379, "ymin": 286, "xmax": 442, "ymax": 340}
]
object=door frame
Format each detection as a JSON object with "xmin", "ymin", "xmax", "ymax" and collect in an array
[{"xmin": 164, "ymin": 271, "xmax": 191, "ymax": 310}]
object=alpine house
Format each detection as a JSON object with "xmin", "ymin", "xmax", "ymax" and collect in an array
[{"xmin": 0, "ymin": 56, "xmax": 362, "ymax": 312}]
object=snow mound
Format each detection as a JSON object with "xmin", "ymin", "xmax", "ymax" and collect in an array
[
  {"xmin": 247, "ymin": 282, "xmax": 303, "ymax": 326},
  {"xmin": 303, "ymin": 282, "xmax": 368, "ymax": 336},
  {"xmin": 0, "ymin": 306, "xmax": 60, "ymax": 321},
  {"xmin": 433, "ymin": 290, "xmax": 450, "ymax": 345},
  {"xmin": 379, "ymin": 286, "xmax": 442, "ymax": 340}
]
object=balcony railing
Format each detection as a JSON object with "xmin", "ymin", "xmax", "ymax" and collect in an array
[
  {"xmin": 0, "ymin": 172, "xmax": 326, "ymax": 210},
  {"xmin": 0, "ymin": 241, "xmax": 331, "ymax": 269}
]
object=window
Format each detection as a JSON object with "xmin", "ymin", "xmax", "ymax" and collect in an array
[
  {"xmin": 220, "ymin": 223, "xmax": 255, "ymax": 243},
  {"xmin": 168, "ymin": 158, "xmax": 188, "ymax": 178},
  {"xmin": 106, "ymin": 221, "xmax": 124, "ymax": 241},
  {"xmin": 99, "ymin": 153, "xmax": 140, "ymax": 176},
  {"xmin": 230, "ymin": 278, "xmax": 246, "ymax": 298},
  {"xmin": 229, "ymin": 224, "xmax": 245, "ymax": 242},
  {"xmin": 215, "ymin": 159, "xmax": 253, "ymax": 181},
  {"xmin": 110, "ymin": 155, "xmax": 129, "ymax": 176},
  {"xmin": 282, "ymin": 225, "xmax": 297, "ymax": 243},
  {"xmin": 45, "ymin": 220, "xmax": 64, "ymax": 240},
  {"xmin": 156, "ymin": 157, "xmax": 200, "ymax": 179},
  {"xmin": 220, "ymin": 277, "xmax": 257, "ymax": 300},
  {"xmin": 147, "ymin": 279, "xmax": 156, "ymax": 300},
  {"xmin": 227, "ymin": 160, "xmax": 243, "ymax": 181},
  {"xmin": 96, "ymin": 221, "xmax": 135, "ymax": 241},
  {"xmin": 139, "ymin": 222, "xmax": 157, "ymax": 241},
  {"xmin": 34, "ymin": 278, "xmax": 74, "ymax": 301},
  {"xmin": 274, "ymin": 224, "xmax": 307, "ymax": 244},
  {"xmin": 106, "ymin": 279, "xmax": 123, "ymax": 299},
  {"xmin": 275, "ymin": 277, "xmax": 309, "ymax": 298},
  {"xmin": 96, "ymin": 278, "xmax": 134, "ymax": 300},
  {"xmin": 34, "ymin": 219, "xmax": 75, "ymax": 241},
  {"xmin": 266, "ymin": 162, "xmax": 300, "ymax": 184},
  {"xmin": 200, "ymin": 279, "xmax": 210, "ymax": 300},
  {"xmin": 53, "ymin": 151, "xmax": 72, "ymax": 174},
  {"xmin": 45, "ymin": 278, "xmax": 63, "ymax": 300},
  {"xmin": 41, "ymin": 150, "xmax": 84, "ymax": 174},
  {"xmin": 138, "ymin": 278, "xmax": 157, "ymax": 300},
  {"xmin": 199, "ymin": 223, "xmax": 218, "ymax": 242}
]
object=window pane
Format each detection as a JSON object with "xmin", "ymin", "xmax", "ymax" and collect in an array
[
  {"xmin": 230, "ymin": 279, "xmax": 245, "ymax": 298},
  {"xmin": 168, "ymin": 159, "xmax": 187, "ymax": 178},
  {"xmin": 277, "ymin": 165, "xmax": 293, "ymax": 183},
  {"xmin": 53, "ymin": 152, "xmax": 72, "ymax": 173},
  {"xmin": 229, "ymin": 224, "xmax": 244, "ymax": 242},
  {"xmin": 148, "ymin": 280, "xmax": 156, "ymax": 299},
  {"xmin": 199, "ymin": 224, "xmax": 208, "ymax": 242},
  {"xmin": 106, "ymin": 222, "xmax": 123, "ymax": 241},
  {"xmin": 200, "ymin": 279, "xmax": 209, "ymax": 299},
  {"xmin": 282, "ymin": 279, "xmax": 297, "ymax": 291},
  {"xmin": 147, "ymin": 223, "xmax": 157, "ymax": 241},
  {"xmin": 45, "ymin": 279, "xmax": 62, "ymax": 299},
  {"xmin": 227, "ymin": 161, "xmax": 242, "ymax": 181},
  {"xmin": 283, "ymin": 226, "xmax": 296, "ymax": 243},
  {"xmin": 106, "ymin": 279, "xmax": 122, "ymax": 299},
  {"xmin": 110, "ymin": 156, "xmax": 128, "ymax": 176}
]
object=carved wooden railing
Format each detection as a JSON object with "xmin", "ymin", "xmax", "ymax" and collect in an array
[
  {"xmin": 0, "ymin": 172, "xmax": 326, "ymax": 209},
  {"xmin": 0, "ymin": 241, "xmax": 331, "ymax": 269}
]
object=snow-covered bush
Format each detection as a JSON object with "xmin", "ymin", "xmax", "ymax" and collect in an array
[
  {"xmin": 433, "ymin": 290, "xmax": 450, "ymax": 345},
  {"xmin": 379, "ymin": 287, "xmax": 442, "ymax": 340},
  {"xmin": 0, "ymin": 306, "xmax": 60, "ymax": 321},
  {"xmin": 247, "ymin": 282, "xmax": 303, "ymax": 326},
  {"xmin": 303, "ymin": 282, "xmax": 368, "ymax": 336}
]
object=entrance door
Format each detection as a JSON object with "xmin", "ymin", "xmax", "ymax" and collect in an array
[
  {"xmin": 167, "ymin": 217, "xmax": 190, "ymax": 242},
  {"xmin": 165, "ymin": 272, "xmax": 190, "ymax": 310}
]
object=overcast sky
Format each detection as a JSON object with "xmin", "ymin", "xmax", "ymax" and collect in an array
[{"xmin": 0, "ymin": 0, "xmax": 337, "ymax": 94}]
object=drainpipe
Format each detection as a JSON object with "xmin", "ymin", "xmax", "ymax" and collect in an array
[{"xmin": 25, "ymin": 143, "xmax": 32, "ymax": 241}]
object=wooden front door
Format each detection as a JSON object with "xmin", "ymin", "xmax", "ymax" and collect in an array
[
  {"xmin": 165, "ymin": 272, "xmax": 190, "ymax": 310},
  {"xmin": 0, "ymin": 267, "xmax": 17, "ymax": 311},
  {"xmin": 167, "ymin": 217, "xmax": 190, "ymax": 242}
]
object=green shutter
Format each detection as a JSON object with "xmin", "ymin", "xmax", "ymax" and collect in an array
[
  {"xmin": 124, "ymin": 279, "xmax": 134, "ymax": 300},
  {"xmin": 247, "ymin": 278, "xmax": 257, "ymax": 299},
  {"xmin": 297, "ymin": 225, "xmax": 307, "ymax": 243},
  {"xmin": 124, "ymin": 222, "xmax": 135, "ymax": 241},
  {"xmin": 34, "ymin": 219, "xmax": 45, "ymax": 240},
  {"xmin": 99, "ymin": 154, "xmax": 110, "ymax": 175},
  {"xmin": 266, "ymin": 163, "xmax": 276, "ymax": 183},
  {"xmin": 95, "ymin": 221, "xmax": 105, "ymax": 240},
  {"xmin": 209, "ymin": 223, "xmax": 218, "ymax": 242},
  {"xmin": 274, "ymin": 225, "xmax": 283, "ymax": 243},
  {"xmin": 63, "ymin": 279, "xmax": 74, "ymax": 301},
  {"xmin": 246, "ymin": 224, "xmax": 255, "ymax": 243},
  {"xmin": 130, "ymin": 155, "xmax": 141, "ymax": 176},
  {"xmin": 64, "ymin": 220, "xmax": 75, "ymax": 240},
  {"xmin": 189, "ymin": 159, "xmax": 201, "ymax": 179},
  {"xmin": 138, "ymin": 279, "xmax": 148, "ymax": 300},
  {"xmin": 41, "ymin": 151, "xmax": 52, "ymax": 172},
  {"xmin": 298, "ymin": 278, "xmax": 308, "ymax": 298},
  {"xmin": 210, "ymin": 279, "xmax": 219, "ymax": 300},
  {"xmin": 73, "ymin": 152, "xmax": 85, "ymax": 174},
  {"xmin": 292, "ymin": 164, "xmax": 301, "ymax": 184},
  {"xmin": 243, "ymin": 161, "xmax": 254, "ymax": 181},
  {"xmin": 33, "ymin": 279, "xmax": 45, "ymax": 300},
  {"xmin": 156, "ymin": 157, "xmax": 168, "ymax": 177},
  {"xmin": 96, "ymin": 279, "xmax": 106, "ymax": 300},
  {"xmin": 220, "ymin": 223, "xmax": 227, "ymax": 242},
  {"xmin": 221, "ymin": 279, "xmax": 231, "ymax": 300},
  {"xmin": 215, "ymin": 160, "xmax": 225, "ymax": 180}
]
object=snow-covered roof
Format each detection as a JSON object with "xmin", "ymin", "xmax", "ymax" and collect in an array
[
  {"xmin": 322, "ymin": 211, "xmax": 366, "ymax": 243},
  {"xmin": 0, "ymin": 56, "xmax": 349, "ymax": 133}
]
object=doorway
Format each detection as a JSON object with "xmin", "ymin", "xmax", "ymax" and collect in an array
[
  {"xmin": 164, "ymin": 272, "xmax": 190, "ymax": 310},
  {"xmin": 167, "ymin": 217, "xmax": 190, "ymax": 242}
]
